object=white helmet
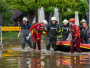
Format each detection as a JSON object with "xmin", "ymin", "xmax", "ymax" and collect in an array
[
  {"xmin": 23, "ymin": 17, "xmax": 28, "ymax": 21},
  {"xmin": 81, "ymin": 19, "xmax": 86, "ymax": 23},
  {"xmin": 42, "ymin": 20, "xmax": 48, "ymax": 25},
  {"xmin": 51, "ymin": 17, "xmax": 56, "ymax": 21},
  {"xmin": 62, "ymin": 19, "xmax": 68, "ymax": 25}
]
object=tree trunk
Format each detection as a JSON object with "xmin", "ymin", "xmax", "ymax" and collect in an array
[
  {"xmin": 27, "ymin": 11, "xmax": 30, "ymax": 22},
  {"xmin": 35, "ymin": 7, "xmax": 38, "ymax": 23},
  {"xmin": 59, "ymin": 8, "xmax": 62, "ymax": 26},
  {"xmin": 35, "ymin": 0, "xmax": 38, "ymax": 23},
  {"xmin": 82, "ymin": 14, "xmax": 85, "ymax": 19}
]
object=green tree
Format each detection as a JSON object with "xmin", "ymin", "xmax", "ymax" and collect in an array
[
  {"xmin": 0, "ymin": 0, "xmax": 13, "ymax": 26},
  {"xmin": 72, "ymin": 0, "xmax": 89, "ymax": 19},
  {"xmin": 5, "ymin": 0, "xmax": 87, "ymax": 25},
  {"xmin": 5, "ymin": 0, "xmax": 39, "ymax": 23},
  {"xmin": 37, "ymin": 0, "xmax": 80, "ymax": 25}
]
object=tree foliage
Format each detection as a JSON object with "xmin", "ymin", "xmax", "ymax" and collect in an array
[
  {"xmin": 5, "ymin": 0, "xmax": 36, "ymax": 12},
  {"xmin": 0, "ymin": 0, "xmax": 13, "ymax": 26},
  {"xmin": 4, "ymin": 0, "xmax": 89, "ymax": 25},
  {"xmin": 71, "ymin": 0, "xmax": 89, "ymax": 14}
]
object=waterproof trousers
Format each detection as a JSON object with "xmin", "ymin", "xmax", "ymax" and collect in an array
[
  {"xmin": 70, "ymin": 37, "xmax": 82, "ymax": 53},
  {"xmin": 21, "ymin": 37, "xmax": 32, "ymax": 49},
  {"xmin": 31, "ymin": 33, "xmax": 41, "ymax": 50},
  {"xmin": 46, "ymin": 38, "xmax": 58, "ymax": 51}
]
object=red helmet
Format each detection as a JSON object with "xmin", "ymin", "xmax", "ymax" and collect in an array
[{"xmin": 69, "ymin": 18, "xmax": 75, "ymax": 22}]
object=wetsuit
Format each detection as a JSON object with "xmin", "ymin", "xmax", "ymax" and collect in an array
[
  {"xmin": 29, "ymin": 23, "xmax": 45, "ymax": 50},
  {"xmin": 70, "ymin": 25, "xmax": 82, "ymax": 53}
]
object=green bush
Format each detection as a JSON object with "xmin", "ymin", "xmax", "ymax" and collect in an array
[
  {"xmin": 2, "ymin": 31, "xmax": 21, "ymax": 41},
  {"xmin": 62, "ymin": 11, "xmax": 87, "ymax": 23}
]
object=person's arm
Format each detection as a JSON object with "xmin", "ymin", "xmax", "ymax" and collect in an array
[
  {"xmin": 28, "ymin": 23, "xmax": 31, "ymax": 29},
  {"xmin": 73, "ymin": 25, "xmax": 80, "ymax": 44},
  {"xmin": 57, "ymin": 26, "xmax": 62, "ymax": 39},
  {"xmin": 29, "ymin": 23, "xmax": 39, "ymax": 32},
  {"xmin": 66, "ymin": 33, "xmax": 71, "ymax": 41},
  {"xmin": 88, "ymin": 29, "xmax": 90, "ymax": 40},
  {"xmin": 43, "ymin": 24, "xmax": 50, "ymax": 35},
  {"xmin": 75, "ymin": 25, "xmax": 79, "ymax": 38},
  {"xmin": 42, "ymin": 24, "xmax": 49, "ymax": 40},
  {"xmin": 18, "ymin": 24, "xmax": 22, "ymax": 37}
]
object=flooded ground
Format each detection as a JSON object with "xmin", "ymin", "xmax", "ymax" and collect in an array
[{"xmin": 0, "ymin": 40, "xmax": 90, "ymax": 68}]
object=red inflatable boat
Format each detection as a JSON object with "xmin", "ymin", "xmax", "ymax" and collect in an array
[{"xmin": 56, "ymin": 41, "xmax": 90, "ymax": 52}]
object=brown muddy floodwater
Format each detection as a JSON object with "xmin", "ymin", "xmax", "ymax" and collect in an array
[{"xmin": 0, "ymin": 41, "xmax": 90, "ymax": 68}]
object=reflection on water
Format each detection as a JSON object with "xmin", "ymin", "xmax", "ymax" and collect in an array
[{"xmin": 0, "ymin": 49, "xmax": 90, "ymax": 68}]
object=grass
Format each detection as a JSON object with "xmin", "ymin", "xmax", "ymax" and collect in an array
[{"xmin": 2, "ymin": 31, "xmax": 22, "ymax": 41}]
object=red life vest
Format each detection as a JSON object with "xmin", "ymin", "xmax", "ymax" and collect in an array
[
  {"xmin": 71, "ymin": 25, "xmax": 80, "ymax": 38},
  {"xmin": 34, "ymin": 24, "xmax": 44, "ymax": 35}
]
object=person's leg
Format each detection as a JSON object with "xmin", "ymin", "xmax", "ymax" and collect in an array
[
  {"xmin": 26, "ymin": 37, "xmax": 33, "ymax": 48},
  {"xmin": 76, "ymin": 38, "xmax": 82, "ymax": 53},
  {"xmin": 21, "ymin": 37, "xmax": 26, "ymax": 49},
  {"xmin": 36, "ymin": 34, "xmax": 41, "ymax": 50},
  {"xmin": 31, "ymin": 34, "xmax": 36, "ymax": 50},
  {"xmin": 52, "ymin": 40, "xmax": 58, "ymax": 51},
  {"xmin": 70, "ymin": 40, "xmax": 74, "ymax": 53},
  {"xmin": 46, "ymin": 38, "xmax": 51, "ymax": 50}
]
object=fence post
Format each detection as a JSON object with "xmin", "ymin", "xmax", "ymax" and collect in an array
[{"xmin": 0, "ymin": 26, "xmax": 2, "ymax": 45}]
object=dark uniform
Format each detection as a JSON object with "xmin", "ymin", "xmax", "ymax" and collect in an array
[
  {"xmin": 60, "ymin": 24, "xmax": 70, "ymax": 41},
  {"xmin": 21, "ymin": 23, "xmax": 32, "ymax": 49},
  {"xmin": 79, "ymin": 25, "xmax": 86, "ymax": 44},
  {"xmin": 81, "ymin": 28, "xmax": 90, "ymax": 44},
  {"xmin": 43, "ymin": 22, "xmax": 61, "ymax": 51}
]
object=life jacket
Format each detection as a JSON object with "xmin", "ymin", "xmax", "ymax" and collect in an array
[
  {"xmin": 34, "ymin": 24, "xmax": 44, "ymax": 35},
  {"xmin": 71, "ymin": 25, "xmax": 80, "ymax": 38},
  {"xmin": 62, "ymin": 26, "xmax": 70, "ymax": 40},
  {"xmin": 21, "ymin": 23, "xmax": 30, "ymax": 37},
  {"xmin": 47, "ymin": 23, "xmax": 58, "ymax": 40}
]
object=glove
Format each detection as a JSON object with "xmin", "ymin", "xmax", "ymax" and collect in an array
[
  {"xmin": 26, "ymin": 33, "xmax": 31, "ymax": 40},
  {"xmin": 42, "ymin": 35, "xmax": 45, "ymax": 40},
  {"xmin": 59, "ymin": 38, "xmax": 62, "ymax": 44},
  {"xmin": 57, "ymin": 38, "xmax": 62, "ymax": 44},
  {"xmin": 73, "ymin": 38, "xmax": 76, "ymax": 44},
  {"xmin": 18, "ymin": 32, "xmax": 21, "ymax": 37}
]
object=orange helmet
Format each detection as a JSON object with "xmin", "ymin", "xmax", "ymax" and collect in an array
[{"xmin": 69, "ymin": 18, "xmax": 75, "ymax": 22}]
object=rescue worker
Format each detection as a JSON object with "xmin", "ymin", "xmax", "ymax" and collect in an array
[
  {"xmin": 81, "ymin": 22, "xmax": 90, "ymax": 44},
  {"xmin": 18, "ymin": 17, "xmax": 32, "ymax": 49},
  {"xmin": 80, "ymin": 19, "xmax": 86, "ymax": 44},
  {"xmin": 43, "ymin": 17, "xmax": 61, "ymax": 51},
  {"xmin": 28, "ymin": 20, "xmax": 48, "ymax": 50},
  {"xmin": 79, "ymin": 19, "xmax": 86, "ymax": 30},
  {"xmin": 69, "ymin": 18, "xmax": 82, "ymax": 53},
  {"xmin": 60, "ymin": 19, "xmax": 70, "ymax": 41}
]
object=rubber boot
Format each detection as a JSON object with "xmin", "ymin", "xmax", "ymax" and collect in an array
[
  {"xmin": 38, "ymin": 44, "xmax": 41, "ymax": 50},
  {"xmin": 76, "ymin": 48, "xmax": 82, "ymax": 53},
  {"xmin": 71, "ymin": 46, "xmax": 74, "ymax": 53},
  {"xmin": 33, "ymin": 42, "xmax": 36, "ymax": 50},
  {"xmin": 22, "ymin": 43, "xmax": 25, "ymax": 49}
]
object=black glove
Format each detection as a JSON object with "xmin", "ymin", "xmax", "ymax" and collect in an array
[
  {"xmin": 71, "ymin": 31, "xmax": 75, "ymax": 34},
  {"xmin": 59, "ymin": 38, "xmax": 62, "ymax": 44},
  {"xmin": 73, "ymin": 38, "xmax": 76, "ymax": 44}
]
